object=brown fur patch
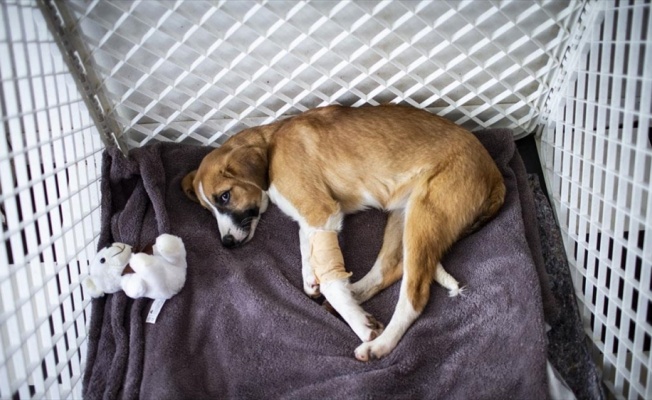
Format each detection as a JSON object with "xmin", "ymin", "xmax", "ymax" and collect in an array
[
  {"xmin": 377, "ymin": 211, "xmax": 405, "ymax": 292},
  {"xmin": 181, "ymin": 170, "xmax": 197, "ymax": 201}
]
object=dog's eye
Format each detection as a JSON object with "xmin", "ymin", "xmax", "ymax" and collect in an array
[
  {"xmin": 100, "ymin": 257, "xmax": 106, "ymax": 264},
  {"xmin": 216, "ymin": 190, "xmax": 230, "ymax": 205}
]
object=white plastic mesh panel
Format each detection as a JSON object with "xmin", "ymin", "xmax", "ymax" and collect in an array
[
  {"xmin": 62, "ymin": 0, "xmax": 584, "ymax": 148},
  {"xmin": 0, "ymin": 1, "xmax": 104, "ymax": 398},
  {"xmin": 8, "ymin": 0, "xmax": 651, "ymax": 399},
  {"xmin": 541, "ymin": 1, "xmax": 652, "ymax": 399}
]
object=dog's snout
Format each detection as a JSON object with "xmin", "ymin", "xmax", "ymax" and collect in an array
[{"xmin": 222, "ymin": 234, "xmax": 237, "ymax": 248}]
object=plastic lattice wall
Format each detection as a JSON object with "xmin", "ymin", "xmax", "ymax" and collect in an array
[
  {"xmin": 0, "ymin": 1, "xmax": 104, "ymax": 398},
  {"xmin": 60, "ymin": 0, "xmax": 584, "ymax": 148},
  {"xmin": 2, "ymin": 0, "xmax": 651, "ymax": 399},
  {"xmin": 541, "ymin": 1, "xmax": 652, "ymax": 398}
]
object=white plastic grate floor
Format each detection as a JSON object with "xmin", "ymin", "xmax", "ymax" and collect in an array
[{"xmin": 62, "ymin": 0, "xmax": 584, "ymax": 148}]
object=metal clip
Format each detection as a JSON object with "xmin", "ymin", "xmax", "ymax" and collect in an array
[{"xmin": 48, "ymin": 0, "xmax": 64, "ymax": 29}]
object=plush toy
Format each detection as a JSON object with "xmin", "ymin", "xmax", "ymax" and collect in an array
[{"xmin": 83, "ymin": 234, "xmax": 187, "ymax": 300}]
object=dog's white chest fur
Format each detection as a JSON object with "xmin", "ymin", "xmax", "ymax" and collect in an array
[{"xmin": 268, "ymin": 184, "xmax": 343, "ymax": 233}]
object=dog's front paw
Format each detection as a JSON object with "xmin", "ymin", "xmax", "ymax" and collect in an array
[
  {"xmin": 354, "ymin": 337, "xmax": 392, "ymax": 362},
  {"xmin": 349, "ymin": 312, "xmax": 384, "ymax": 343},
  {"xmin": 303, "ymin": 277, "xmax": 321, "ymax": 298},
  {"xmin": 322, "ymin": 301, "xmax": 383, "ymax": 342}
]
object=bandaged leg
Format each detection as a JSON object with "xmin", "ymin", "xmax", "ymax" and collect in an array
[
  {"xmin": 309, "ymin": 230, "xmax": 352, "ymax": 284},
  {"xmin": 309, "ymin": 230, "xmax": 382, "ymax": 342}
]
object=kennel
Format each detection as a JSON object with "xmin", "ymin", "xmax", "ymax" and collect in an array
[{"xmin": 0, "ymin": 0, "xmax": 650, "ymax": 398}]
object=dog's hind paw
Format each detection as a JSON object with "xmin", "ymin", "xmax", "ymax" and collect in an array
[{"xmin": 354, "ymin": 338, "xmax": 392, "ymax": 362}]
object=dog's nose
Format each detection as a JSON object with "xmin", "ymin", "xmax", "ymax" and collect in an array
[{"xmin": 222, "ymin": 234, "xmax": 237, "ymax": 248}]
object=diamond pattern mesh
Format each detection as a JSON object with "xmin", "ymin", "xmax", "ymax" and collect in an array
[{"xmin": 62, "ymin": 0, "xmax": 584, "ymax": 148}]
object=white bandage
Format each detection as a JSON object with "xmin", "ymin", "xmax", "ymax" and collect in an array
[{"xmin": 309, "ymin": 230, "xmax": 352, "ymax": 284}]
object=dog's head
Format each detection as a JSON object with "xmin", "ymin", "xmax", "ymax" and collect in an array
[{"xmin": 182, "ymin": 145, "xmax": 269, "ymax": 248}]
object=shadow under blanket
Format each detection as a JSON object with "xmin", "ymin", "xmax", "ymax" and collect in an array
[{"xmin": 83, "ymin": 129, "xmax": 553, "ymax": 399}]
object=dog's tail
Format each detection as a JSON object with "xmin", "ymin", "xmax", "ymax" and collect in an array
[
  {"xmin": 360, "ymin": 164, "xmax": 502, "ymax": 361},
  {"xmin": 402, "ymin": 163, "xmax": 500, "ymax": 310}
]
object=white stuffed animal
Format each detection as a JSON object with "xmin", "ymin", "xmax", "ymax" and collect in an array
[{"xmin": 84, "ymin": 234, "xmax": 187, "ymax": 300}]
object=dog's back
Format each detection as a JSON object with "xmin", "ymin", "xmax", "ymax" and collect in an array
[{"xmin": 270, "ymin": 104, "xmax": 504, "ymax": 220}]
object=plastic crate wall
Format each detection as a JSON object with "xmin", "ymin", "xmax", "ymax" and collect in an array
[
  {"xmin": 540, "ymin": 1, "xmax": 652, "ymax": 399},
  {"xmin": 0, "ymin": 1, "xmax": 105, "ymax": 399},
  {"xmin": 61, "ymin": 0, "xmax": 585, "ymax": 148},
  {"xmin": 3, "ymin": 0, "xmax": 650, "ymax": 399}
]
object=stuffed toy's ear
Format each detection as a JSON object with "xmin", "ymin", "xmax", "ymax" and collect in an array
[{"xmin": 182, "ymin": 170, "xmax": 199, "ymax": 202}]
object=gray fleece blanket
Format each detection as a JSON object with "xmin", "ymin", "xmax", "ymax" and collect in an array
[{"xmin": 83, "ymin": 129, "xmax": 554, "ymax": 399}]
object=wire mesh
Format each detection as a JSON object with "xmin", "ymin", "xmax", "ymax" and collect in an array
[
  {"xmin": 0, "ymin": 1, "xmax": 104, "ymax": 398},
  {"xmin": 5, "ymin": 0, "xmax": 652, "ymax": 399},
  {"xmin": 61, "ymin": 0, "xmax": 585, "ymax": 148},
  {"xmin": 541, "ymin": 1, "xmax": 652, "ymax": 399}
]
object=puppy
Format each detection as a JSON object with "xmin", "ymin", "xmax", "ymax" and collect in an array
[{"xmin": 182, "ymin": 105, "xmax": 505, "ymax": 361}]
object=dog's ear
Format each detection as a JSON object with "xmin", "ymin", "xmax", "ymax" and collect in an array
[
  {"xmin": 225, "ymin": 146, "xmax": 269, "ymax": 190},
  {"xmin": 182, "ymin": 170, "xmax": 199, "ymax": 202}
]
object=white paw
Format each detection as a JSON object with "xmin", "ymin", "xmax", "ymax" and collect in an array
[
  {"xmin": 350, "ymin": 313, "xmax": 384, "ymax": 343},
  {"xmin": 323, "ymin": 299, "xmax": 384, "ymax": 342},
  {"xmin": 354, "ymin": 337, "xmax": 392, "ymax": 362},
  {"xmin": 155, "ymin": 234, "xmax": 183, "ymax": 255},
  {"xmin": 303, "ymin": 276, "xmax": 321, "ymax": 298}
]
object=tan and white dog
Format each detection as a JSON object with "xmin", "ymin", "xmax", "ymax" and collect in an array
[{"xmin": 182, "ymin": 105, "xmax": 505, "ymax": 361}]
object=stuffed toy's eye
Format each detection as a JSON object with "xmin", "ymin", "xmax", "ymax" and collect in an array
[{"xmin": 100, "ymin": 257, "xmax": 106, "ymax": 264}]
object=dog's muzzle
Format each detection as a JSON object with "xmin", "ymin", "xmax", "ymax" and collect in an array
[
  {"xmin": 219, "ymin": 209, "xmax": 259, "ymax": 249},
  {"xmin": 198, "ymin": 183, "xmax": 267, "ymax": 249},
  {"xmin": 221, "ymin": 234, "xmax": 239, "ymax": 248}
]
